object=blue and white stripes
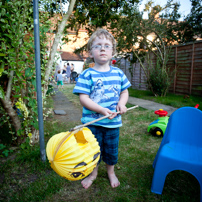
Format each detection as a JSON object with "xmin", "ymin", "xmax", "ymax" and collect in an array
[{"xmin": 73, "ymin": 66, "xmax": 131, "ymax": 128}]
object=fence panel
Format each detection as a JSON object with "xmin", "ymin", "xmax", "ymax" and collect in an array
[{"xmin": 128, "ymin": 41, "xmax": 202, "ymax": 96}]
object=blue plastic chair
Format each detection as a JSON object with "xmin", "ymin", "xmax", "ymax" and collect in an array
[{"xmin": 151, "ymin": 107, "xmax": 202, "ymax": 201}]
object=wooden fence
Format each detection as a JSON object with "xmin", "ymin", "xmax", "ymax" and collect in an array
[{"xmin": 118, "ymin": 40, "xmax": 202, "ymax": 96}]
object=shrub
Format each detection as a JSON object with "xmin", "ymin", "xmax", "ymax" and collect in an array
[{"xmin": 148, "ymin": 59, "xmax": 170, "ymax": 97}]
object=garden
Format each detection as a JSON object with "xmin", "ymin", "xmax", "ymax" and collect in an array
[
  {"xmin": 0, "ymin": 0, "xmax": 202, "ymax": 201},
  {"xmin": 0, "ymin": 84, "xmax": 201, "ymax": 201}
]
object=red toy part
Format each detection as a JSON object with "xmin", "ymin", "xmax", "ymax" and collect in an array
[
  {"xmin": 112, "ymin": 60, "xmax": 116, "ymax": 65},
  {"xmin": 194, "ymin": 104, "xmax": 199, "ymax": 108},
  {"xmin": 155, "ymin": 109, "xmax": 168, "ymax": 117}
]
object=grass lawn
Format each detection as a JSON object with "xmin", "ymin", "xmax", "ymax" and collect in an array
[
  {"xmin": 0, "ymin": 85, "xmax": 200, "ymax": 202},
  {"xmin": 128, "ymin": 88, "xmax": 202, "ymax": 110}
]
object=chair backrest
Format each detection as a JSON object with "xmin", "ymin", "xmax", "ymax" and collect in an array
[{"xmin": 163, "ymin": 107, "xmax": 202, "ymax": 147}]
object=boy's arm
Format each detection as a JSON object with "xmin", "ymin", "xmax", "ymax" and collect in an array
[
  {"xmin": 116, "ymin": 89, "xmax": 129, "ymax": 114},
  {"xmin": 79, "ymin": 93, "xmax": 117, "ymax": 119}
]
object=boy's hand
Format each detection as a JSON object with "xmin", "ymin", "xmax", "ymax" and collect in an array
[
  {"xmin": 100, "ymin": 108, "xmax": 117, "ymax": 120},
  {"xmin": 79, "ymin": 94, "xmax": 118, "ymax": 119},
  {"xmin": 116, "ymin": 104, "xmax": 127, "ymax": 115}
]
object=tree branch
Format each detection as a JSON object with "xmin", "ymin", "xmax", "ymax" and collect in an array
[
  {"xmin": 6, "ymin": 70, "xmax": 14, "ymax": 100},
  {"xmin": 43, "ymin": 0, "xmax": 76, "ymax": 96},
  {"xmin": 60, "ymin": 0, "xmax": 63, "ymax": 17}
]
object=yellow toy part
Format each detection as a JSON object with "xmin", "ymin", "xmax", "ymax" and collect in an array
[
  {"xmin": 156, "ymin": 130, "xmax": 162, "ymax": 136},
  {"xmin": 46, "ymin": 127, "xmax": 100, "ymax": 181}
]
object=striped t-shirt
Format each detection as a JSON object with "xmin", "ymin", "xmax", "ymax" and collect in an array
[{"xmin": 73, "ymin": 66, "xmax": 131, "ymax": 128}]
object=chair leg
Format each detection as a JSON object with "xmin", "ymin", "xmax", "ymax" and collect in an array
[{"xmin": 151, "ymin": 167, "xmax": 168, "ymax": 195}]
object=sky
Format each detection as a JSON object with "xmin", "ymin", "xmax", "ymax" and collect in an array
[
  {"xmin": 63, "ymin": 0, "xmax": 192, "ymax": 20},
  {"xmin": 139, "ymin": 0, "xmax": 192, "ymax": 20}
]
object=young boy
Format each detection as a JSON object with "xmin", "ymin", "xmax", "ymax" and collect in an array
[
  {"xmin": 56, "ymin": 70, "xmax": 63, "ymax": 89},
  {"xmin": 73, "ymin": 29, "xmax": 131, "ymax": 189}
]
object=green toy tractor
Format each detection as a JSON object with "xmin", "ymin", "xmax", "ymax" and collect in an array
[
  {"xmin": 147, "ymin": 109, "xmax": 169, "ymax": 137},
  {"xmin": 148, "ymin": 105, "xmax": 199, "ymax": 137}
]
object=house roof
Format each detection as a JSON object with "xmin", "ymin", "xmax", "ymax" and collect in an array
[{"xmin": 60, "ymin": 51, "xmax": 84, "ymax": 61}]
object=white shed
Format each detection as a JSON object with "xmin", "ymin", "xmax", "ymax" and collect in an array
[{"xmin": 60, "ymin": 51, "xmax": 84, "ymax": 74}]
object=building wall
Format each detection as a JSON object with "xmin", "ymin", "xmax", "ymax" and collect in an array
[{"xmin": 62, "ymin": 61, "xmax": 84, "ymax": 74}]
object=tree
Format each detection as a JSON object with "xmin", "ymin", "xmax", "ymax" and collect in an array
[
  {"xmin": 71, "ymin": 1, "xmax": 138, "ymax": 30},
  {"xmin": 0, "ymin": 0, "xmax": 76, "ymax": 146},
  {"xmin": 110, "ymin": 0, "xmax": 182, "ymax": 96},
  {"xmin": 43, "ymin": 0, "xmax": 76, "ymax": 96},
  {"xmin": 0, "ymin": 0, "xmax": 37, "ymax": 144},
  {"xmin": 185, "ymin": 0, "xmax": 202, "ymax": 40},
  {"xmin": 159, "ymin": 0, "xmax": 202, "ymax": 43}
]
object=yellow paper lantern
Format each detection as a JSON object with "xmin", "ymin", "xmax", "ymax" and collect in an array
[
  {"xmin": 46, "ymin": 127, "xmax": 100, "ymax": 181},
  {"xmin": 46, "ymin": 106, "xmax": 138, "ymax": 181}
]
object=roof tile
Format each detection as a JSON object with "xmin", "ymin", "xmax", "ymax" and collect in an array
[{"xmin": 60, "ymin": 51, "xmax": 83, "ymax": 61}]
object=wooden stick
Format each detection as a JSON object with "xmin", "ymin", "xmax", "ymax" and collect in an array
[
  {"xmin": 52, "ymin": 105, "xmax": 138, "ymax": 160},
  {"xmin": 70, "ymin": 105, "xmax": 139, "ymax": 132}
]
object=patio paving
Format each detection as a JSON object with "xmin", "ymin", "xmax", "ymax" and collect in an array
[{"xmin": 128, "ymin": 97, "xmax": 177, "ymax": 116}]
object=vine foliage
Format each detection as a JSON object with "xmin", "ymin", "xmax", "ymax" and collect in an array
[{"xmin": 0, "ymin": 0, "xmax": 51, "ymax": 146}]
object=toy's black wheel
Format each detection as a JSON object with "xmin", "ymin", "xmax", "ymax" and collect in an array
[{"xmin": 152, "ymin": 128, "xmax": 163, "ymax": 137}]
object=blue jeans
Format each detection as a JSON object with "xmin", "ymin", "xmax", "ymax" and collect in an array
[{"xmin": 87, "ymin": 125, "xmax": 119, "ymax": 165}]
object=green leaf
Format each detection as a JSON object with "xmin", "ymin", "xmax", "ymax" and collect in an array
[
  {"xmin": 0, "ymin": 65, "xmax": 4, "ymax": 77},
  {"xmin": 13, "ymin": 94, "xmax": 21, "ymax": 98},
  {"xmin": 2, "ymin": 150, "xmax": 9, "ymax": 157},
  {"xmin": 0, "ymin": 86, "xmax": 4, "ymax": 99},
  {"xmin": 17, "ymin": 129, "xmax": 23, "ymax": 137},
  {"xmin": 31, "ymin": 120, "xmax": 39, "ymax": 130},
  {"xmin": 31, "ymin": 79, "xmax": 37, "ymax": 90},
  {"xmin": 25, "ymin": 68, "xmax": 33, "ymax": 78},
  {"xmin": 0, "ymin": 144, "xmax": 6, "ymax": 150},
  {"xmin": 28, "ymin": 98, "xmax": 37, "ymax": 108},
  {"xmin": 16, "ymin": 71, "xmax": 22, "ymax": 78}
]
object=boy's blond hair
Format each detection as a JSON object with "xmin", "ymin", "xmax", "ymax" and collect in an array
[{"xmin": 87, "ymin": 29, "xmax": 116, "ymax": 55}]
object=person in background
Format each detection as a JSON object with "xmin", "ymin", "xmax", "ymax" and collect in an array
[
  {"xmin": 56, "ymin": 70, "xmax": 64, "ymax": 89},
  {"xmin": 66, "ymin": 63, "xmax": 71, "ymax": 83},
  {"xmin": 54, "ymin": 63, "xmax": 61, "ymax": 82},
  {"xmin": 70, "ymin": 63, "xmax": 75, "ymax": 83},
  {"xmin": 62, "ymin": 65, "xmax": 67, "ymax": 74},
  {"xmin": 70, "ymin": 63, "xmax": 74, "ymax": 72}
]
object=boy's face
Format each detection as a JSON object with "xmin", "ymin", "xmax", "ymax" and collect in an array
[{"xmin": 89, "ymin": 36, "xmax": 113, "ymax": 65}]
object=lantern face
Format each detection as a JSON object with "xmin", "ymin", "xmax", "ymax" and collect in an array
[{"xmin": 46, "ymin": 127, "xmax": 100, "ymax": 181}]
